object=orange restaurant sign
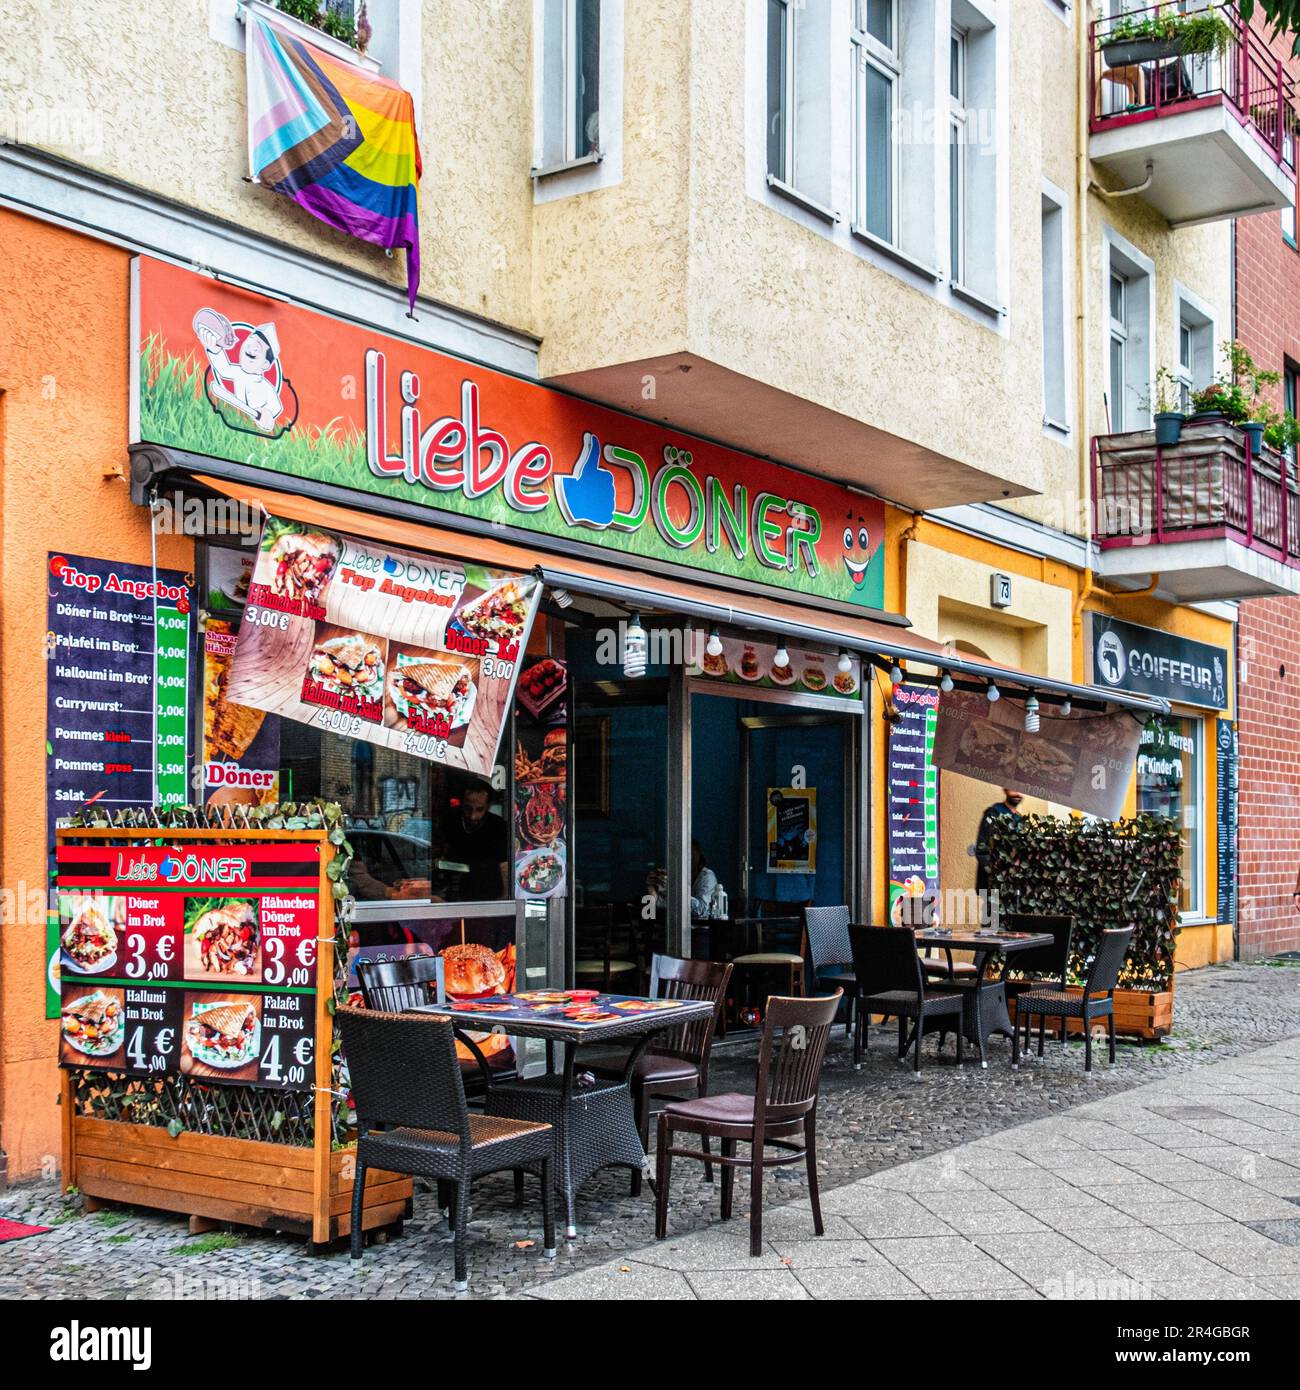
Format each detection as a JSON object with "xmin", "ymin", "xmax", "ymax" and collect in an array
[{"xmin": 132, "ymin": 257, "xmax": 886, "ymax": 609}]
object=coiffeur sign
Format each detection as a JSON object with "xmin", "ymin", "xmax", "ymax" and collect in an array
[{"xmin": 132, "ymin": 258, "xmax": 886, "ymax": 610}]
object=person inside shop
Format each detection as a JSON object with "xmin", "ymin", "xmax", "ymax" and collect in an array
[
  {"xmin": 442, "ymin": 779, "xmax": 510, "ymax": 901},
  {"xmin": 974, "ymin": 788, "xmax": 1024, "ymax": 895},
  {"xmin": 647, "ymin": 840, "xmax": 722, "ymax": 920}
]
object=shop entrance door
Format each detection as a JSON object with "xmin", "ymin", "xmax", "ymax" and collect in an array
[{"xmin": 739, "ymin": 713, "xmax": 851, "ymax": 915}]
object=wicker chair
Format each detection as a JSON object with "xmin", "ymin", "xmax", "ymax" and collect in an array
[
  {"xmin": 653, "ymin": 990, "xmax": 842, "ymax": 1257},
  {"xmin": 337, "ymin": 1006, "xmax": 555, "ymax": 1290},
  {"xmin": 804, "ymin": 905, "xmax": 856, "ymax": 1035},
  {"xmin": 1013, "ymin": 926, "xmax": 1134, "ymax": 1075},
  {"xmin": 1000, "ymin": 913, "xmax": 1074, "ymax": 1005},
  {"xmin": 848, "ymin": 924, "xmax": 964, "ymax": 1076},
  {"xmin": 355, "ymin": 953, "xmax": 445, "ymax": 1011},
  {"xmin": 581, "ymin": 954, "xmax": 732, "ymax": 1196}
]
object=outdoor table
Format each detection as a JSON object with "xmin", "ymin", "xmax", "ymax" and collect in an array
[
  {"xmin": 912, "ymin": 928, "xmax": 1054, "ymax": 1068},
  {"xmin": 409, "ymin": 991, "xmax": 715, "ymax": 1237}
]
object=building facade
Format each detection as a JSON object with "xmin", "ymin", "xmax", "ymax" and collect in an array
[{"xmin": 0, "ymin": 0, "xmax": 1292, "ymax": 1181}]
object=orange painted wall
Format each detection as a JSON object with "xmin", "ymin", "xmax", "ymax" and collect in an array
[{"xmin": 0, "ymin": 209, "xmax": 193, "ymax": 1179}]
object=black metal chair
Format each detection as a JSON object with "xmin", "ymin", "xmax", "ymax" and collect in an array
[
  {"xmin": 1000, "ymin": 913, "xmax": 1074, "ymax": 1005},
  {"xmin": 848, "ymin": 924, "xmax": 964, "ymax": 1076},
  {"xmin": 337, "ymin": 1006, "xmax": 555, "ymax": 1291},
  {"xmin": 1013, "ymin": 926, "xmax": 1134, "ymax": 1075},
  {"xmin": 355, "ymin": 952, "xmax": 445, "ymax": 1011},
  {"xmin": 653, "ymin": 990, "xmax": 842, "ymax": 1257},
  {"xmin": 804, "ymin": 905, "xmax": 856, "ymax": 1034},
  {"xmin": 581, "ymin": 954, "xmax": 733, "ymax": 1196}
]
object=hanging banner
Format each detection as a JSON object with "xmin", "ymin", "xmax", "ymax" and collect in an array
[
  {"xmin": 688, "ymin": 634, "xmax": 862, "ymax": 704},
  {"xmin": 766, "ymin": 787, "xmax": 817, "ymax": 874},
  {"xmin": 887, "ymin": 684, "xmax": 940, "ymax": 921},
  {"xmin": 133, "ymin": 257, "xmax": 887, "ymax": 611},
  {"xmin": 932, "ymin": 689, "xmax": 1141, "ymax": 820},
  {"xmin": 226, "ymin": 515, "xmax": 540, "ymax": 776}
]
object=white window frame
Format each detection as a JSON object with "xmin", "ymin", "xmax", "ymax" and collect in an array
[
  {"xmin": 852, "ymin": 0, "xmax": 900, "ymax": 247},
  {"xmin": 1284, "ymin": 129, "xmax": 1297, "ymax": 246},
  {"xmin": 768, "ymin": 0, "xmax": 795, "ymax": 184},
  {"xmin": 1103, "ymin": 228, "xmax": 1155, "ymax": 435},
  {"xmin": 1174, "ymin": 284, "xmax": 1216, "ymax": 417},
  {"xmin": 1110, "ymin": 272, "xmax": 1129, "ymax": 432},
  {"xmin": 949, "ymin": 27, "xmax": 968, "ymax": 284},
  {"xmin": 1041, "ymin": 181, "xmax": 1071, "ymax": 437}
]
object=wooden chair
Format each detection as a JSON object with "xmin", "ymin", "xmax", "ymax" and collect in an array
[
  {"xmin": 582, "ymin": 954, "xmax": 733, "ymax": 1196},
  {"xmin": 653, "ymin": 990, "xmax": 842, "ymax": 1256},
  {"xmin": 337, "ymin": 1007, "xmax": 555, "ymax": 1290}
]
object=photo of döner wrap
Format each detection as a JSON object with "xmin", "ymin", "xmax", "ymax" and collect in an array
[
  {"xmin": 185, "ymin": 999, "xmax": 259, "ymax": 1070},
  {"xmin": 60, "ymin": 898, "xmax": 118, "ymax": 974},
  {"xmin": 61, "ymin": 990, "xmax": 124, "ymax": 1058},
  {"xmin": 309, "ymin": 633, "xmax": 385, "ymax": 698},
  {"xmin": 265, "ymin": 527, "xmax": 339, "ymax": 605},
  {"xmin": 188, "ymin": 900, "xmax": 259, "ymax": 977},
  {"xmin": 454, "ymin": 578, "xmax": 529, "ymax": 642}
]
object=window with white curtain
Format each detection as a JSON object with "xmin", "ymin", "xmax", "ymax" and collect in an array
[{"xmin": 538, "ymin": 0, "xmax": 602, "ymax": 170}]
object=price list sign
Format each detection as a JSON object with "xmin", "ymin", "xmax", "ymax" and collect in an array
[
  {"xmin": 887, "ymin": 684, "xmax": 940, "ymax": 917},
  {"xmin": 55, "ymin": 842, "xmax": 323, "ymax": 1090}
]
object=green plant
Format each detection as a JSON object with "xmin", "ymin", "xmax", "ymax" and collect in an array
[
  {"xmin": 1105, "ymin": 6, "xmax": 1235, "ymax": 59},
  {"xmin": 1190, "ymin": 380, "xmax": 1250, "ymax": 421},
  {"xmin": 272, "ymin": 0, "xmax": 362, "ymax": 52},
  {"xmin": 1235, "ymin": 3, "xmax": 1300, "ymax": 57},
  {"xmin": 173, "ymin": 1232, "xmax": 243, "ymax": 1256},
  {"xmin": 1143, "ymin": 365, "xmax": 1185, "ymax": 415},
  {"xmin": 1264, "ymin": 410, "xmax": 1300, "ymax": 451},
  {"xmin": 986, "ymin": 812, "xmax": 1183, "ymax": 992}
]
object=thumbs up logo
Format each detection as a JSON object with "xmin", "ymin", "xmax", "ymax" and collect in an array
[{"xmin": 556, "ymin": 431, "xmax": 617, "ymax": 529}]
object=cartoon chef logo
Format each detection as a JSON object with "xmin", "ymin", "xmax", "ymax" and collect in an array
[
  {"xmin": 193, "ymin": 308, "xmax": 298, "ymax": 438},
  {"xmin": 841, "ymin": 512, "xmax": 875, "ymax": 592}
]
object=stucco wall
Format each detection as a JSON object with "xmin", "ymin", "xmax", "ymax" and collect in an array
[{"xmin": 0, "ymin": 211, "xmax": 193, "ymax": 1177}]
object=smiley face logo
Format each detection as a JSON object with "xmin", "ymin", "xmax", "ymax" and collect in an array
[{"xmin": 841, "ymin": 513, "xmax": 874, "ymax": 590}]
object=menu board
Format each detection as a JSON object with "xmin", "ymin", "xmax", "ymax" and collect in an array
[
  {"xmin": 888, "ymin": 683, "xmax": 940, "ymax": 920},
  {"xmin": 46, "ymin": 552, "xmax": 192, "ymax": 832},
  {"xmin": 1216, "ymin": 719, "xmax": 1238, "ymax": 927},
  {"xmin": 513, "ymin": 657, "xmax": 568, "ymax": 899},
  {"xmin": 933, "ymin": 689, "xmax": 1141, "ymax": 820},
  {"xmin": 689, "ymin": 634, "xmax": 861, "ymax": 703},
  {"xmin": 55, "ymin": 842, "xmax": 322, "ymax": 1090},
  {"xmin": 227, "ymin": 515, "xmax": 541, "ymax": 776}
]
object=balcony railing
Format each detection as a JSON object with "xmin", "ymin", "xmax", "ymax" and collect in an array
[
  {"xmin": 1090, "ymin": 2, "xmax": 1298, "ymax": 172},
  {"xmin": 1093, "ymin": 423, "xmax": 1300, "ymax": 565}
]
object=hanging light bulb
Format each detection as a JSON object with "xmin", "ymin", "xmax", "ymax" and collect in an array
[
  {"xmin": 706, "ymin": 627, "xmax": 724, "ymax": 658},
  {"xmin": 551, "ymin": 588, "xmax": 573, "ymax": 609},
  {"xmin": 1024, "ymin": 695, "xmax": 1040, "ymax": 734},
  {"xmin": 889, "ymin": 661, "xmax": 904, "ymax": 684},
  {"xmin": 939, "ymin": 670, "xmax": 954, "ymax": 693},
  {"xmin": 773, "ymin": 640, "xmax": 790, "ymax": 669},
  {"xmin": 987, "ymin": 681, "xmax": 1001, "ymax": 703},
  {"xmin": 1060, "ymin": 698, "xmax": 1072, "ymax": 717},
  {"xmin": 623, "ymin": 613, "xmax": 647, "ymax": 678},
  {"xmin": 837, "ymin": 650, "xmax": 852, "ymax": 673}
]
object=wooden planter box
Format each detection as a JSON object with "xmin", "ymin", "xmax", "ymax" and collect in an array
[
  {"xmin": 1009, "ymin": 986, "xmax": 1173, "ymax": 1041},
  {"xmin": 66, "ymin": 1112, "xmax": 411, "ymax": 1245}
]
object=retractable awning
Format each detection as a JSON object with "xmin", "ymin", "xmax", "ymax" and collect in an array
[{"xmin": 157, "ymin": 459, "xmax": 1170, "ymax": 718}]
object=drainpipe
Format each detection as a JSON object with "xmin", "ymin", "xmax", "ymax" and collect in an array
[
  {"xmin": 1090, "ymin": 160, "xmax": 1156, "ymax": 201},
  {"xmin": 1075, "ymin": 1, "xmax": 1091, "ymax": 544}
]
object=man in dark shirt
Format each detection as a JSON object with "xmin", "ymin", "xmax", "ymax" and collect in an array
[
  {"xmin": 442, "ymin": 782, "xmax": 510, "ymax": 901},
  {"xmin": 974, "ymin": 788, "xmax": 1023, "ymax": 894}
]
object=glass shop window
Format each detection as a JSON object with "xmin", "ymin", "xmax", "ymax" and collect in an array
[{"xmin": 1136, "ymin": 715, "xmax": 1202, "ymax": 918}]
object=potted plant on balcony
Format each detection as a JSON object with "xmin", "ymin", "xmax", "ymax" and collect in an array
[
  {"xmin": 1100, "ymin": 7, "xmax": 1234, "ymax": 70},
  {"xmin": 1143, "ymin": 366, "xmax": 1186, "ymax": 446},
  {"xmin": 1264, "ymin": 411, "xmax": 1300, "ymax": 456},
  {"xmin": 1189, "ymin": 380, "xmax": 1249, "ymax": 424},
  {"xmin": 1230, "ymin": 340, "xmax": 1282, "ymax": 453}
]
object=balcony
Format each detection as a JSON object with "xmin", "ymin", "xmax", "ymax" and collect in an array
[
  {"xmin": 1092, "ymin": 423, "xmax": 1300, "ymax": 601},
  {"xmin": 1089, "ymin": 3, "xmax": 1297, "ymax": 226}
]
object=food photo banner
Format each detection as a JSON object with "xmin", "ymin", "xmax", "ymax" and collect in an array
[
  {"xmin": 55, "ymin": 843, "xmax": 322, "ymax": 1090},
  {"xmin": 226, "ymin": 515, "xmax": 540, "ymax": 776},
  {"xmin": 688, "ymin": 634, "xmax": 862, "ymax": 703},
  {"xmin": 932, "ymin": 689, "xmax": 1141, "ymax": 821},
  {"xmin": 133, "ymin": 257, "xmax": 887, "ymax": 610}
]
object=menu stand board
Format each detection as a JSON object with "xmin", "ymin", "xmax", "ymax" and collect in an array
[
  {"xmin": 1216, "ymin": 719, "xmax": 1238, "ymax": 928},
  {"xmin": 887, "ymin": 683, "xmax": 940, "ymax": 921},
  {"xmin": 55, "ymin": 827, "xmax": 409, "ymax": 1246}
]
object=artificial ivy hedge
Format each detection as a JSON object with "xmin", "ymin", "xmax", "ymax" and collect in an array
[
  {"xmin": 60, "ymin": 800, "xmax": 354, "ymax": 1145},
  {"xmin": 986, "ymin": 813, "xmax": 1181, "ymax": 992}
]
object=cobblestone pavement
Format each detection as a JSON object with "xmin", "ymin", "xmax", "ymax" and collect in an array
[
  {"xmin": 533, "ymin": 1032, "xmax": 1300, "ymax": 1301},
  {"xmin": 1, "ymin": 961, "xmax": 1296, "ymax": 1300}
]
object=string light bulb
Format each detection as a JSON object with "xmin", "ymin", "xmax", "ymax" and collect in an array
[
  {"xmin": 623, "ymin": 613, "xmax": 647, "ymax": 678},
  {"xmin": 551, "ymin": 588, "xmax": 573, "ymax": 609},
  {"xmin": 889, "ymin": 661, "xmax": 903, "ymax": 684},
  {"xmin": 706, "ymin": 627, "xmax": 724, "ymax": 657},
  {"xmin": 837, "ymin": 650, "xmax": 852, "ymax": 673},
  {"xmin": 987, "ymin": 681, "xmax": 1001, "ymax": 703},
  {"xmin": 1060, "ymin": 698, "xmax": 1072, "ymax": 717},
  {"xmin": 1024, "ymin": 695, "xmax": 1040, "ymax": 734},
  {"xmin": 773, "ymin": 641, "xmax": 790, "ymax": 669},
  {"xmin": 940, "ymin": 670, "xmax": 954, "ymax": 693}
]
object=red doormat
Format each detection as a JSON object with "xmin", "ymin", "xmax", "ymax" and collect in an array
[{"xmin": 0, "ymin": 1218, "xmax": 50, "ymax": 1244}]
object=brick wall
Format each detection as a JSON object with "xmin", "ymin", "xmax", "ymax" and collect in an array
[{"xmin": 1235, "ymin": 18, "xmax": 1300, "ymax": 958}]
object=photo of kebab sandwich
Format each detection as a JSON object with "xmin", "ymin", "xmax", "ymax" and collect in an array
[
  {"xmin": 60, "ymin": 896, "xmax": 118, "ymax": 974},
  {"xmin": 186, "ymin": 899, "xmax": 259, "ymax": 978},
  {"xmin": 1015, "ymin": 736, "xmax": 1075, "ymax": 786},
  {"xmin": 959, "ymin": 721, "xmax": 1016, "ymax": 769},
  {"xmin": 264, "ymin": 525, "xmax": 339, "ymax": 605},
  {"xmin": 61, "ymin": 990, "xmax": 125, "ymax": 1058},
  {"xmin": 389, "ymin": 656, "xmax": 477, "ymax": 728},
  {"xmin": 309, "ymin": 633, "xmax": 385, "ymax": 698},
  {"xmin": 185, "ymin": 998, "xmax": 260, "ymax": 1070},
  {"xmin": 454, "ymin": 577, "xmax": 530, "ymax": 643}
]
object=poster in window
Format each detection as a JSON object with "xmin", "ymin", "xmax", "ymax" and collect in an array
[
  {"xmin": 766, "ymin": 787, "xmax": 817, "ymax": 874},
  {"xmin": 513, "ymin": 657, "xmax": 568, "ymax": 899}
]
